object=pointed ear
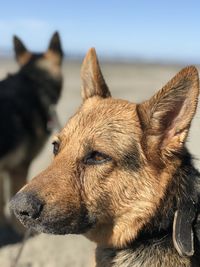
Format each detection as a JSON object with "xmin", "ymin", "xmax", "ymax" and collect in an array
[
  {"xmin": 13, "ymin": 35, "xmax": 32, "ymax": 66},
  {"xmin": 137, "ymin": 66, "xmax": 199, "ymax": 160},
  {"xmin": 81, "ymin": 48, "xmax": 111, "ymax": 101},
  {"xmin": 46, "ymin": 31, "xmax": 63, "ymax": 65}
]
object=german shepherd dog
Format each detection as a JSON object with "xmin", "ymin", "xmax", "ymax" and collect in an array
[
  {"xmin": 0, "ymin": 32, "xmax": 63, "ymax": 227},
  {"xmin": 11, "ymin": 49, "xmax": 200, "ymax": 266}
]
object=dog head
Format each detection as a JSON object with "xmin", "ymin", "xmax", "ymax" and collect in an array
[
  {"xmin": 10, "ymin": 49, "xmax": 199, "ymax": 248},
  {"xmin": 13, "ymin": 31, "xmax": 63, "ymax": 81}
]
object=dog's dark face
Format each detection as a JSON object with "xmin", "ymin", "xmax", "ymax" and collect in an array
[
  {"xmin": 10, "ymin": 49, "xmax": 199, "ymax": 248},
  {"xmin": 13, "ymin": 32, "xmax": 63, "ymax": 82}
]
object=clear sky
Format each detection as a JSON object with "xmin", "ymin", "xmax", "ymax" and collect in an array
[{"xmin": 1, "ymin": 0, "xmax": 200, "ymax": 62}]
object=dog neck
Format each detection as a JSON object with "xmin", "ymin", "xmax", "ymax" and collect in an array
[
  {"xmin": 95, "ymin": 149, "xmax": 200, "ymax": 267},
  {"xmin": 20, "ymin": 65, "xmax": 62, "ymax": 105},
  {"xmin": 95, "ymin": 236, "xmax": 200, "ymax": 267}
]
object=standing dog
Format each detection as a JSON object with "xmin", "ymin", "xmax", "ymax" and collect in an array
[
  {"xmin": 0, "ymin": 32, "xmax": 63, "ymax": 227},
  {"xmin": 11, "ymin": 49, "xmax": 200, "ymax": 266}
]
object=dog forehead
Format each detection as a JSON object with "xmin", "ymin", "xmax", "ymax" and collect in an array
[
  {"xmin": 86, "ymin": 96, "xmax": 138, "ymax": 116},
  {"xmin": 60, "ymin": 97, "xmax": 141, "ymax": 147}
]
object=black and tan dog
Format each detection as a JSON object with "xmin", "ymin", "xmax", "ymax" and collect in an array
[
  {"xmin": 11, "ymin": 49, "xmax": 200, "ymax": 266},
  {"xmin": 0, "ymin": 32, "xmax": 63, "ymax": 228}
]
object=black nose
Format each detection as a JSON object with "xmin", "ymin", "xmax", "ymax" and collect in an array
[{"xmin": 10, "ymin": 192, "xmax": 43, "ymax": 220}]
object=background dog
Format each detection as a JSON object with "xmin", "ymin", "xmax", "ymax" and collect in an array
[
  {"xmin": 0, "ymin": 32, "xmax": 63, "ymax": 232},
  {"xmin": 11, "ymin": 49, "xmax": 200, "ymax": 266}
]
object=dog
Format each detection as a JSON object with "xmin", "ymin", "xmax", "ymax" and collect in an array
[
  {"xmin": 11, "ymin": 48, "xmax": 200, "ymax": 266},
  {"xmin": 0, "ymin": 32, "xmax": 63, "ymax": 229}
]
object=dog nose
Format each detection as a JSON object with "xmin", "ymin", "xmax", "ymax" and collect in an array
[{"xmin": 10, "ymin": 192, "xmax": 43, "ymax": 220}]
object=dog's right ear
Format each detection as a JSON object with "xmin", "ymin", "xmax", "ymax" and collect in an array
[
  {"xmin": 13, "ymin": 36, "xmax": 32, "ymax": 66},
  {"xmin": 81, "ymin": 48, "xmax": 111, "ymax": 101}
]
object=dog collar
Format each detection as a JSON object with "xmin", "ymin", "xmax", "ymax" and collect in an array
[
  {"xmin": 134, "ymin": 197, "xmax": 198, "ymax": 258},
  {"xmin": 173, "ymin": 198, "xmax": 197, "ymax": 257}
]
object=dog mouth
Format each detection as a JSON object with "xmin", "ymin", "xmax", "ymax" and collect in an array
[
  {"xmin": 16, "ymin": 211, "xmax": 96, "ymax": 235},
  {"xmin": 16, "ymin": 215, "xmax": 95, "ymax": 235},
  {"xmin": 10, "ymin": 192, "xmax": 96, "ymax": 235}
]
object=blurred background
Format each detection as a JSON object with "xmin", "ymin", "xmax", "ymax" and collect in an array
[{"xmin": 0, "ymin": 1, "xmax": 200, "ymax": 266}]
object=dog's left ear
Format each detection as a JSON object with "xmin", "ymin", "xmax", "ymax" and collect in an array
[
  {"xmin": 46, "ymin": 31, "xmax": 63, "ymax": 65},
  {"xmin": 13, "ymin": 35, "xmax": 32, "ymax": 66},
  {"xmin": 137, "ymin": 66, "xmax": 199, "ymax": 159},
  {"xmin": 81, "ymin": 48, "xmax": 111, "ymax": 101}
]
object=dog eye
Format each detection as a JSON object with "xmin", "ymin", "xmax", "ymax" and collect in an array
[
  {"xmin": 52, "ymin": 141, "xmax": 60, "ymax": 155},
  {"xmin": 84, "ymin": 151, "xmax": 111, "ymax": 165}
]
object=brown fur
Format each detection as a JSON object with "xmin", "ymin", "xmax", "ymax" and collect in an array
[{"xmin": 11, "ymin": 48, "xmax": 200, "ymax": 266}]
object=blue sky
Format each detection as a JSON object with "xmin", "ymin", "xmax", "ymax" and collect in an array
[{"xmin": 1, "ymin": 0, "xmax": 200, "ymax": 62}]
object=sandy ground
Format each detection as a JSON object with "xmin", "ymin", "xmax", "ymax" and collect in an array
[{"xmin": 0, "ymin": 59, "xmax": 199, "ymax": 267}]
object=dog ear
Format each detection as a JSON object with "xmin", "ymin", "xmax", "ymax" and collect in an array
[
  {"xmin": 137, "ymin": 66, "xmax": 199, "ymax": 159},
  {"xmin": 13, "ymin": 35, "xmax": 32, "ymax": 66},
  {"xmin": 46, "ymin": 31, "xmax": 63, "ymax": 65},
  {"xmin": 81, "ymin": 48, "xmax": 111, "ymax": 101}
]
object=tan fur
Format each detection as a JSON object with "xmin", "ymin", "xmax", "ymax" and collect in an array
[
  {"xmin": 137, "ymin": 66, "xmax": 199, "ymax": 163},
  {"xmin": 12, "ymin": 49, "xmax": 200, "ymax": 266},
  {"xmin": 45, "ymin": 50, "xmax": 62, "ymax": 66},
  {"xmin": 81, "ymin": 48, "xmax": 111, "ymax": 100},
  {"xmin": 36, "ymin": 56, "xmax": 62, "ymax": 80},
  {"xmin": 0, "ymin": 143, "xmax": 27, "ymax": 170},
  {"xmin": 17, "ymin": 51, "xmax": 32, "ymax": 66}
]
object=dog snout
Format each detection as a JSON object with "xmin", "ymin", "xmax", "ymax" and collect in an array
[{"xmin": 10, "ymin": 192, "xmax": 43, "ymax": 220}]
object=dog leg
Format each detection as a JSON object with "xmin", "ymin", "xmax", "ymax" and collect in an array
[
  {"xmin": 7, "ymin": 163, "xmax": 30, "ymax": 233},
  {"xmin": 0, "ymin": 175, "xmax": 5, "ymax": 225},
  {"xmin": 9, "ymin": 163, "xmax": 29, "ymax": 196}
]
